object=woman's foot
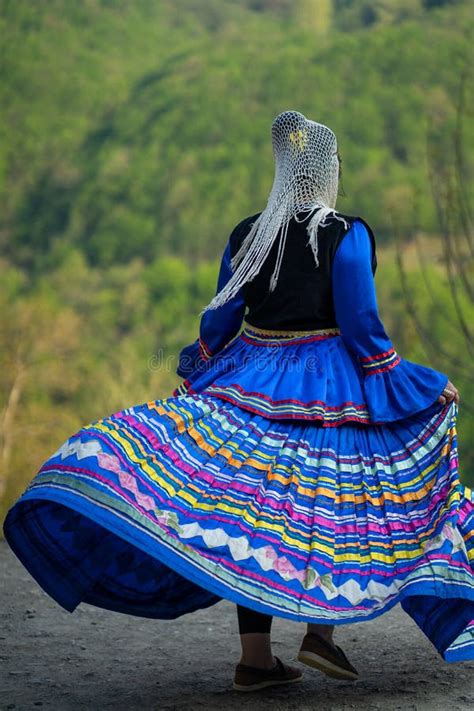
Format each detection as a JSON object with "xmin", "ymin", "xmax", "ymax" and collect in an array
[
  {"xmin": 297, "ymin": 631, "xmax": 358, "ymax": 681},
  {"xmin": 233, "ymin": 656, "xmax": 303, "ymax": 692}
]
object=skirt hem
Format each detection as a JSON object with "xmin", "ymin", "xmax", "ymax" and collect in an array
[{"xmin": 4, "ymin": 488, "xmax": 474, "ymax": 662}]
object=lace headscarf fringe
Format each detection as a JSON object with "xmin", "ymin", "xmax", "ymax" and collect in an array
[{"xmin": 201, "ymin": 111, "xmax": 343, "ymax": 314}]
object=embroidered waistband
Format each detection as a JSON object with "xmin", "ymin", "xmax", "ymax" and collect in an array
[{"xmin": 242, "ymin": 322, "xmax": 341, "ymax": 344}]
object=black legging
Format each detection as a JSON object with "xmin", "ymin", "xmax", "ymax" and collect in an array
[{"xmin": 236, "ymin": 604, "xmax": 273, "ymax": 634}]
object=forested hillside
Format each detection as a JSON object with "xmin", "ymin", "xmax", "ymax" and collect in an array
[
  {"xmin": 1, "ymin": 0, "xmax": 473, "ymax": 521},
  {"xmin": 1, "ymin": 0, "xmax": 472, "ymax": 266}
]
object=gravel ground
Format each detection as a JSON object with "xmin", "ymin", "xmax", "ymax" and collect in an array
[{"xmin": 1, "ymin": 540, "xmax": 473, "ymax": 711}]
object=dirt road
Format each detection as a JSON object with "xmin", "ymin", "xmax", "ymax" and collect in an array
[{"xmin": 1, "ymin": 540, "xmax": 473, "ymax": 710}]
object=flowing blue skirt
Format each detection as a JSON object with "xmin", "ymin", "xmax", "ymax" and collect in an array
[{"xmin": 3, "ymin": 328, "xmax": 474, "ymax": 663}]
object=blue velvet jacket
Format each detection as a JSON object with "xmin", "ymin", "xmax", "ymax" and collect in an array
[{"xmin": 175, "ymin": 213, "xmax": 448, "ymax": 424}]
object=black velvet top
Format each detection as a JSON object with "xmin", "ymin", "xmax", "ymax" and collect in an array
[{"xmin": 228, "ymin": 210, "xmax": 378, "ymax": 331}]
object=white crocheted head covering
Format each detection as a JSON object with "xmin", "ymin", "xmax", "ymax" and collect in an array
[{"xmin": 203, "ymin": 110, "xmax": 348, "ymax": 312}]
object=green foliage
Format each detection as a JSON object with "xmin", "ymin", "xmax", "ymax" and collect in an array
[
  {"xmin": 1, "ymin": 0, "xmax": 472, "ymax": 270},
  {"xmin": 0, "ymin": 0, "xmax": 473, "ymax": 522},
  {"xmin": 376, "ymin": 250, "xmax": 474, "ymax": 481},
  {"xmin": 332, "ymin": 0, "xmax": 463, "ymax": 28}
]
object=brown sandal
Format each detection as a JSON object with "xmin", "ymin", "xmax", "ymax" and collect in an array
[
  {"xmin": 233, "ymin": 655, "xmax": 303, "ymax": 692},
  {"xmin": 297, "ymin": 632, "xmax": 358, "ymax": 681}
]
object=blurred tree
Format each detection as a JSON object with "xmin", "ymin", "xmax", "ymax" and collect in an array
[
  {"xmin": 0, "ymin": 290, "xmax": 83, "ymax": 503},
  {"xmin": 391, "ymin": 67, "xmax": 473, "ymax": 479},
  {"xmin": 334, "ymin": 0, "xmax": 425, "ymax": 28},
  {"xmin": 294, "ymin": 0, "xmax": 333, "ymax": 33},
  {"xmin": 423, "ymin": 0, "xmax": 460, "ymax": 7}
]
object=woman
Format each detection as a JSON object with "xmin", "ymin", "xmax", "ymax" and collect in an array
[{"xmin": 4, "ymin": 111, "xmax": 473, "ymax": 693}]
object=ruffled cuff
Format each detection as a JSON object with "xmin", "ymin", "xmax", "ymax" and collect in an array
[
  {"xmin": 361, "ymin": 350, "xmax": 449, "ymax": 422},
  {"xmin": 174, "ymin": 339, "xmax": 204, "ymax": 396},
  {"xmin": 176, "ymin": 339, "xmax": 203, "ymax": 379},
  {"xmin": 176, "ymin": 337, "xmax": 219, "ymax": 388}
]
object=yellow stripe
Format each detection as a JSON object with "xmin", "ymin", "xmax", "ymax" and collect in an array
[
  {"xmin": 100, "ymin": 405, "xmax": 455, "ymax": 508},
  {"xmin": 161, "ymin": 493, "xmax": 452, "ymax": 564},
  {"xmin": 209, "ymin": 387, "xmax": 369, "ymax": 419},
  {"xmin": 362, "ymin": 353, "xmax": 398, "ymax": 368},
  {"xmin": 87, "ymin": 408, "xmax": 458, "ymax": 565},
  {"xmin": 243, "ymin": 322, "xmax": 340, "ymax": 337}
]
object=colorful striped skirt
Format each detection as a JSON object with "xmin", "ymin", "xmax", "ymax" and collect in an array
[{"xmin": 3, "ymin": 328, "xmax": 474, "ymax": 663}]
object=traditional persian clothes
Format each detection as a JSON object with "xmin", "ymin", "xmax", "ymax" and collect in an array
[{"xmin": 4, "ymin": 111, "xmax": 474, "ymax": 663}]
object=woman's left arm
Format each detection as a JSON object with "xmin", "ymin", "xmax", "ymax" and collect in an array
[{"xmin": 331, "ymin": 219, "xmax": 452, "ymax": 422}]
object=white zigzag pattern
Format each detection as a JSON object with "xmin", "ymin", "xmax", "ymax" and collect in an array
[
  {"xmin": 52, "ymin": 438, "xmax": 103, "ymax": 461},
  {"xmin": 171, "ymin": 517, "xmax": 464, "ymax": 606}
]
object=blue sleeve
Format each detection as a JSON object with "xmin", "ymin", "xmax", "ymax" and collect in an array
[
  {"xmin": 176, "ymin": 241, "xmax": 246, "ymax": 383},
  {"xmin": 332, "ymin": 219, "xmax": 448, "ymax": 422}
]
